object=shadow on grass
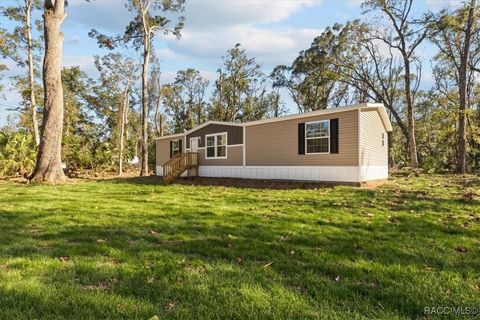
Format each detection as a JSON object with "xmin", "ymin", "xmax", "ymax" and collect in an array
[
  {"xmin": 102, "ymin": 175, "xmax": 165, "ymax": 185},
  {"xmin": 0, "ymin": 202, "xmax": 479, "ymax": 319},
  {"xmin": 0, "ymin": 176, "xmax": 479, "ymax": 319}
]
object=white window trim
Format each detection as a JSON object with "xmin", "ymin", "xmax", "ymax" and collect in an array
[
  {"xmin": 205, "ymin": 132, "xmax": 228, "ymax": 159},
  {"xmin": 305, "ymin": 120, "xmax": 330, "ymax": 155},
  {"xmin": 172, "ymin": 139, "xmax": 180, "ymax": 155}
]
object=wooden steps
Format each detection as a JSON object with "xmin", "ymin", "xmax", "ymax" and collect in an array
[{"xmin": 162, "ymin": 152, "xmax": 198, "ymax": 183}]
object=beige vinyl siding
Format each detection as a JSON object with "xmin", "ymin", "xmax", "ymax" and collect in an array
[
  {"xmin": 155, "ymin": 136, "xmax": 185, "ymax": 166},
  {"xmin": 360, "ymin": 109, "xmax": 388, "ymax": 166},
  {"xmin": 198, "ymin": 145, "xmax": 243, "ymax": 166},
  {"xmin": 246, "ymin": 110, "xmax": 359, "ymax": 166}
]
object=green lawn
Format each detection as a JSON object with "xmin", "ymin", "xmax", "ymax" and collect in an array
[{"xmin": 0, "ymin": 174, "xmax": 479, "ymax": 319}]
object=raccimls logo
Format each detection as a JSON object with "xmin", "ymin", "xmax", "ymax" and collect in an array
[{"xmin": 424, "ymin": 306, "xmax": 479, "ymax": 316}]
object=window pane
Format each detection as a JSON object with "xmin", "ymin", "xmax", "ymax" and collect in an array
[
  {"xmin": 217, "ymin": 134, "xmax": 226, "ymax": 146},
  {"xmin": 217, "ymin": 146, "xmax": 226, "ymax": 157},
  {"xmin": 172, "ymin": 140, "xmax": 179, "ymax": 155},
  {"xmin": 206, "ymin": 146, "xmax": 215, "ymax": 157},
  {"xmin": 306, "ymin": 122, "xmax": 319, "ymax": 138},
  {"xmin": 207, "ymin": 136, "xmax": 215, "ymax": 147},
  {"xmin": 306, "ymin": 121, "xmax": 329, "ymax": 138},
  {"xmin": 307, "ymin": 138, "xmax": 329, "ymax": 153}
]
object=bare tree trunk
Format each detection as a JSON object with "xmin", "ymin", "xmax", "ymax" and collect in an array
[
  {"xmin": 140, "ymin": 33, "xmax": 150, "ymax": 176},
  {"xmin": 26, "ymin": 0, "xmax": 40, "ymax": 146},
  {"xmin": 457, "ymin": 0, "xmax": 476, "ymax": 174},
  {"xmin": 30, "ymin": 0, "xmax": 66, "ymax": 183},
  {"xmin": 154, "ymin": 75, "xmax": 162, "ymax": 136},
  {"xmin": 159, "ymin": 114, "xmax": 164, "ymax": 137},
  {"xmin": 403, "ymin": 57, "xmax": 419, "ymax": 169},
  {"xmin": 118, "ymin": 85, "xmax": 129, "ymax": 176}
]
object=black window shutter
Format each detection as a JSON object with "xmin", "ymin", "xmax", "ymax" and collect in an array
[
  {"xmin": 178, "ymin": 139, "xmax": 183, "ymax": 153},
  {"xmin": 298, "ymin": 123, "xmax": 305, "ymax": 155},
  {"xmin": 169, "ymin": 140, "xmax": 173, "ymax": 158},
  {"xmin": 330, "ymin": 118, "xmax": 339, "ymax": 154}
]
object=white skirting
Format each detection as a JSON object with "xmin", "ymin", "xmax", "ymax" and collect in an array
[
  {"xmin": 360, "ymin": 165, "xmax": 389, "ymax": 182},
  {"xmin": 156, "ymin": 165, "xmax": 388, "ymax": 182}
]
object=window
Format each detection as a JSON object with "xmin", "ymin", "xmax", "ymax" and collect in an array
[
  {"xmin": 206, "ymin": 133, "xmax": 227, "ymax": 159},
  {"xmin": 172, "ymin": 139, "xmax": 180, "ymax": 155},
  {"xmin": 305, "ymin": 120, "xmax": 329, "ymax": 154}
]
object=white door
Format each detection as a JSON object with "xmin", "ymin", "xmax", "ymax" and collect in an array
[{"xmin": 190, "ymin": 137, "xmax": 199, "ymax": 152}]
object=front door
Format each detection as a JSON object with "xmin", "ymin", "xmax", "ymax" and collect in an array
[{"xmin": 190, "ymin": 137, "xmax": 199, "ymax": 153}]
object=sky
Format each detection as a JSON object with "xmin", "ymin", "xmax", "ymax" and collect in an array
[{"xmin": 0, "ymin": 0, "xmax": 461, "ymax": 126}]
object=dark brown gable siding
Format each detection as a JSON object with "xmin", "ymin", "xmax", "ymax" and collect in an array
[{"xmin": 186, "ymin": 124, "xmax": 243, "ymax": 148}]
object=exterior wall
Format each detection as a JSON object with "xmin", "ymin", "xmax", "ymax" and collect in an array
[
  {"xmin": 186, "ymin": 123, "xmax": 243, "ymax": 148},
  {"xmin": 154, "ymin": 107, "xmax": 390, "ymax": 182},
  {"xmin": 197, "ymin": 145, "xmax": 243, "ymax": 166},
  {"xmin": 360, "ymin": 109, "xmax": 388, "ymax": 166},
  {"xmin": 245, "ymin": 110, "xmax": 359, "ymax": 166},
  {"xmin": 360, "ymin": 166, "xmax": 388, "ymax": 181},
  {"xmin": 155, "ymin": 135, "xmax": 185, "ymax": 167}
]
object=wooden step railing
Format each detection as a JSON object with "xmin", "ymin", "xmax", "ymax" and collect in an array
[{"xmin": 162, "ymin": 152, "xmax": 198, "ymax": 183}]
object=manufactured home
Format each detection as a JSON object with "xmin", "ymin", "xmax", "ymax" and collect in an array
[{"xmin": 155, "ymin": 103, "xmax": 393, "ymax": 184}]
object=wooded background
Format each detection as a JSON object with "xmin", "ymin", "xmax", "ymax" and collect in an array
[{"xmin": 0, "ymin": 0, "xmax": 479, "ymax": 183}]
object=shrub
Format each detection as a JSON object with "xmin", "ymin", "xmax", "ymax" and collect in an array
[{"xmin": 0, "ymin": 130, "xmax": 37, "ymax": 177}]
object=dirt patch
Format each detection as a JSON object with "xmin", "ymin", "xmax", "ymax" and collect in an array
[
  {"xmin": 360, "ymin": 179, "xmax": 387, "ymax": 189},
  {"xmin": 174, "ymin": 177, "xmax": 359, "ymax": 190}
]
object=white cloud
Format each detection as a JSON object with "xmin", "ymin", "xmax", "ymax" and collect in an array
[
  {"xmin": 425, "ymin": 0, "xmax": 461, "ymax": 10},
  {"xmin": 184, "ymin": 0, "xmax": 317, "ymax": 29},
  {"xmin": 65, "ymin": 0, "xmax": 321, "ymax": 69},
  {"xmin": 156, "ymin": 48, "xmax": 177, "ymax": 59},
  {"xmin": 347, "ymin": 0, "xmax": 363, "ymax": 8},
  {"xmin": 62, "ymin": 55, "xmax": 98, "ymax": 76},
  {"xmin": 198, "ymin": 70, "xmax": 217, "ymax": 82},
  {"xmin": 169, "ymin": 26, "xmax": 321, "ymax": 67},
  {"xmin": 66, "ymin": 0, "xmax": 317, "ymax": 33},
  {"xmin": 67, "ymin": 0, "xmax": 134, "ymax": 33}
]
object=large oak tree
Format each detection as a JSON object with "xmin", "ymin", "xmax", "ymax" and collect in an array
[{"xmin": 30, "ymin": 0, "xmax": 67, "ymax": 183}]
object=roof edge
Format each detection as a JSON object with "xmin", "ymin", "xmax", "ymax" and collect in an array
[
  {"xmin": 154, "ymin": 120, "xmax": 243, "ymax": 140},
  {"xmin": 154, "ymin": 103, "xmax": 393, "ymax": 140},
  {"xmin": 360, "ymin": 105, "xmax": 393, "ymax": 132}
]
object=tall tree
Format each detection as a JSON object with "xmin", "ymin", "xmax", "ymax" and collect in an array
[
  {"xmin": 363, "ymin": 0, "xmax": 428, "ymax": 169},
  {"xmin": 163, "ymin": 68, "xmax": 209, "ymax": 133},
  {"xmin": 90, "ymin": 0, "xmax": 185, "ymax": 176},
  {"xmin": 271, "ymin": 25, "xmax": 354, "ymax": 112},
  {"xmin": 0, "ymin": 22, "xmax": 8, "ymax": 95},
  {"xmin": 30, "ymin": 0, "xmax": 67, "ymax": 183},
  {"xmin": 1, "ymin": 0, "xmax": 43, "ymax": 145},
  {"xmin": 209, "ymin": 44, "xmax": 277, "ymax": 122},
  {"xmin": 338, "ymin": 21, "xmax": 408, "ymax": 142},
  {"xmin": 273, "ymin": 21, "xmax": 408, "ymax": 140},
  {"xmin": 93, "ymin": 53, "xmax": 138, "ymax": 175},
  {"xmin": 0, "ymin": 24, "xmax": 7, "ymax": 94},
  {"xmin": 430, "ymin": 0, "xmax": 479, "ymax": 173},
  {"xmin": 148, "ymin": 59, "xmax": 164, "ymax": 136}
]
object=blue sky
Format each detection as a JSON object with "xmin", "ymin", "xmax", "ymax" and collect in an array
[{"xmin": 0, "ymin": 0, "xmax": 460, "ymax": 126}]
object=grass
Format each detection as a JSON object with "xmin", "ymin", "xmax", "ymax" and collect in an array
[{"xmin": 0, "ymin": 174, "xmax": 479, "ymax": 319}]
